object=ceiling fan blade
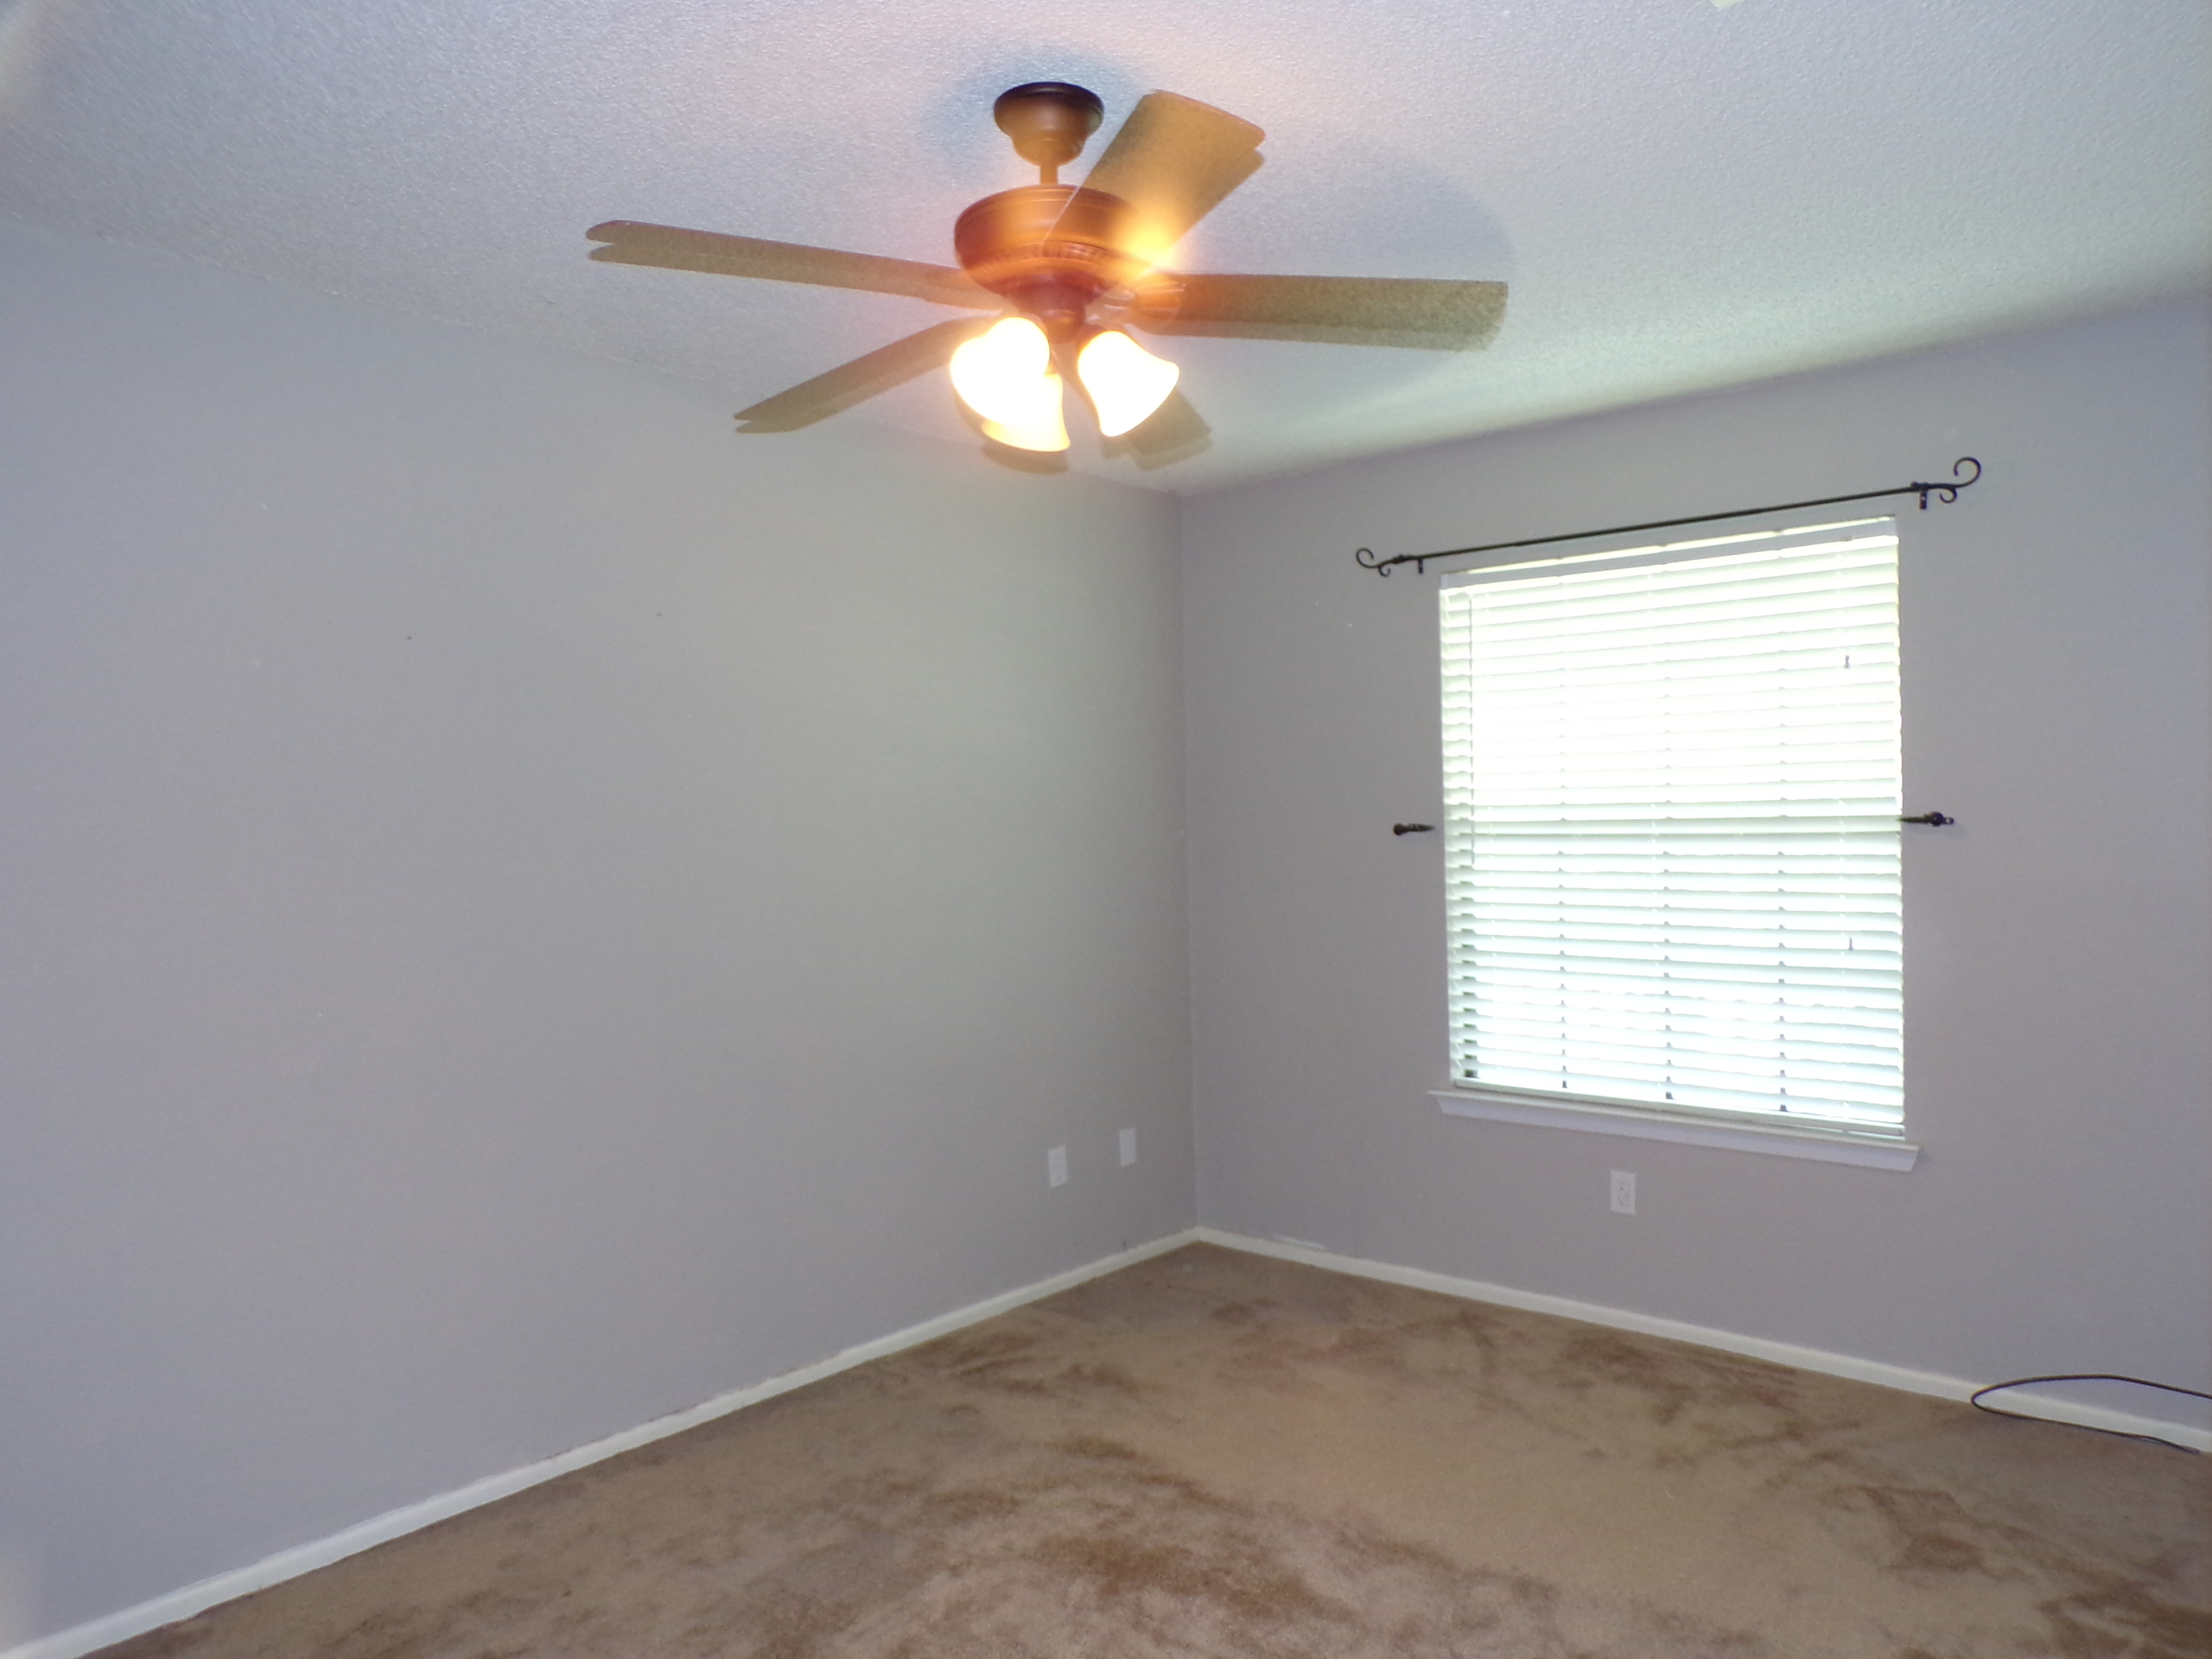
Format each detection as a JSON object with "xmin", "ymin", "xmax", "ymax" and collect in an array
[
  {"xmin": 1136, "ymin": 274, "xmax": 1507, "ymax": 350},
  {"xmin": 734, "ymin": 318, "xmax": 989, "ymax": 432},
  {"xmin": 1079, "ymin": 92, "xmax": 1264, "ymax": 259},
  {"xmin": 588, "ymin": 222, "xmax": 994, "ymax": 310},
  {"xmin": 1104, "ymin": 388, "xmax": 1212, "ymax": 470}
]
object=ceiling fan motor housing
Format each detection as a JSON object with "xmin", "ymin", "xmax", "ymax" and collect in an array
[{"xmin": 954, "ymin": 185, "xmax": 1147, "ymax": 340}]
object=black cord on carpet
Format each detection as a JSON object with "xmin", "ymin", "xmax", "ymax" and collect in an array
[{"xmin": 1968, "ymin": 1374, "xmax": 2210, "ymax": 1454}]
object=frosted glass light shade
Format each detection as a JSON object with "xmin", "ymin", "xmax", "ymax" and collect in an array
[
  {"xmin": 1076, "ymin": 329, "xmax": 1179, "ymax": 436},
  {"xmin": 978, "ymin": 383, "xmax": 1070, "ymax": 453},
  {"xmin": 950, "ymin": 316, "xmax": 1069, "ymax": 451}
]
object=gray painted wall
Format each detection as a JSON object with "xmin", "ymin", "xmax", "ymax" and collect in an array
[
  {"xmin": 0, "ymin": 219, "xmax": 1192, "ymax": 1644},
  {"xmin": 1183, "ymin": 302, "xmax": 2211, "ymax": 1399}
]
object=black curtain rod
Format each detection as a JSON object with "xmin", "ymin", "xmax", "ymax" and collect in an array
[{"xmin": 1354, "ymin": 456, "xmax": 1981, "ymax": 577}]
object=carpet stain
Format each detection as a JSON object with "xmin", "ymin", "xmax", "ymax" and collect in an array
[
  {"xmin": 1834, "ymin": 1483, "xmax": 2016, "ymax": 1578},
  {"xmin": 2037, "ymin": 1574, "xmax": 2212, "ymax": 1656}
]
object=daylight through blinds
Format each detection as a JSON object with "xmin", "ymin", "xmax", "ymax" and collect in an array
[{"xmin": 1440, "ymin": 521, "xmax": 1903, "ymax": 1132}]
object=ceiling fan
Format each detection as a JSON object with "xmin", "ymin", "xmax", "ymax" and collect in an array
[{"xmin": 587, "ymin": 83, "xmax": 1507, "ymax": 465}]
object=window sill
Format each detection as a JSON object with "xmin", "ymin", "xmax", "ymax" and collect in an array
[{"xmin": 1433, "ymin": 1086, "xmax": 1919, "ymax": 1170}]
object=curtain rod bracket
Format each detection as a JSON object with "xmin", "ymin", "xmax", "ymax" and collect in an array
[{"xmin": 1355, "ymin": 456, "xmax": 1981, "ymax": 577}]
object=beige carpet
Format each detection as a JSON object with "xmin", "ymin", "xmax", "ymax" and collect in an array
[{"xmin": 103, "ymin": 1243, "xmax": 2209, "ymax": 1658}]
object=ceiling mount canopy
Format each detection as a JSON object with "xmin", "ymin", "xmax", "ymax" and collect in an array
[
  {"xmin": 586, "ymin": 81, "xmax": 1508, "ymax": 463},
  {"xmin": 992, "ymin": 82, "xmax": 1106, "ymax": 184}
]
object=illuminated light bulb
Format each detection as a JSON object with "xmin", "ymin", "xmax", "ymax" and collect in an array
[
  {"xmin": 951, "ymin": 316, "xmax": 1050, "ymax": 423},
  {"xmin": 979, "ymin": 376, "xmax": 1071, "ymax": 453},
  {"xmin": 1116, "ymin": 216, "xmax": 1179, "ymax": 269},
  {"xmin": 950, "ymin": 315, "xmax": 1069, "ymax": 452},
  {"xmin": 1076, "ymin": 329, "xmax": 1179, "ymax": 437}
]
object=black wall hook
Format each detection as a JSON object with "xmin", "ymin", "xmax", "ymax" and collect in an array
[
  {"xmin": 1393, "ymin": 823, "xmax": 1435, "ymax": 836},
  {"xmin": 1900, "ymin": 811, "xmax": 1955, "ymax": 826}
]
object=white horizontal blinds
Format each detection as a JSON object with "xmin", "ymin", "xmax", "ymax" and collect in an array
[{"xmin": 1441, "ymin": 522, "xmax": 1903, "ymax": 1132}]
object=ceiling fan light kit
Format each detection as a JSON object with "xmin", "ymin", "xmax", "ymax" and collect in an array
[{"xmin": 586, "ymin": 80, "xmax": 1507, "ymax": 465}]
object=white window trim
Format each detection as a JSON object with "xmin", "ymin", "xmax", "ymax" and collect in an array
[{"xmin": 1433, "ymin": 1085, "xmax": 1919, "ymax": 1170}]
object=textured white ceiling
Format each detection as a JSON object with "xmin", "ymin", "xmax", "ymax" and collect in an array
[{"xmin": 1, "ymin": 0, "xmax": 2205, "ymax": 491}]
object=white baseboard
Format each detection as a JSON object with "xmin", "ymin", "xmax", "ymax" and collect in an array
[
  {"xmin": 1196, "ymin": 1228, "xmax": 2212, "ymax": 1454},
  {"xmin": 4, "ymin": 1229, "xmax": 1202, "ymax": 1659}
]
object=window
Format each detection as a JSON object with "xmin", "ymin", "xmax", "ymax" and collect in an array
[{"xmin": 1438, "ymin": 518, "xmax": 1905, "ymax": 1154}]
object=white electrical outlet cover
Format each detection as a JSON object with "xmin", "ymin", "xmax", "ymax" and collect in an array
[
  {"xmin": 1610, "ymin": 1171, "xmax": 1637, "ymax": 1215},
  {"xmin": 1048, "ymin": 1146, "xmax": 1069, "ymax": 1188},
  {"xmin": 1118, "ymin": 1128, "xmax": 1137, "ymax": 1166}
]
